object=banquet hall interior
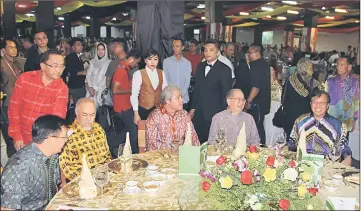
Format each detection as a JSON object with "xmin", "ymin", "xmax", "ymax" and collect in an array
[{"xmin": 0, "ymin": 0, "xmax": 360, "ymax": 210}]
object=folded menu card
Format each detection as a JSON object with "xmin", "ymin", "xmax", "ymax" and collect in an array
[
  {"xmin": 326, "ymin": 197, "xmax": 356, "ymax": 210},
  {"xmin": 178, "ymin": 142, "xmax": 208, "ymax": 179}
]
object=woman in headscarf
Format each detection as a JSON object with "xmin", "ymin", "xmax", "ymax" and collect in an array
[
  {"xmin": 282, "ymin": 57, "xmax": 320, "ymax": 140},
  {"xmin": 86, "ymin": 43, "xmax": 111, "ymax": 108}
]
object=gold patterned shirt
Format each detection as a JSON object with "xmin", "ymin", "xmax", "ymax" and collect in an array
[{"xmin": 59, "ymin": 121, "xmax": 112, "ymax": 180}]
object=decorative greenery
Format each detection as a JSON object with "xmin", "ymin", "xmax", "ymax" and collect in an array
[{"xmin": 199, "ymin": 146, "xmax": 324, "ymax": 210}]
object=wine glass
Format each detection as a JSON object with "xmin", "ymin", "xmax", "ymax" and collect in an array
[
  {"xmin": 330, "ymin": 143, "xmax": 342, "ymax": 164},
  {"xmin": 93, "ymin": 166, "xmax": 109, "ymax": 206},
  {"xmin": 216, "ymin": 128, "xmax": 226, "ymax": 154},
  {"xmin": 117, "ymin": 143, "xmax": 125, "ymax": 158},
  {"xmin": 170, "ymin": 133, "xmax": 181, "ymax": 153}
]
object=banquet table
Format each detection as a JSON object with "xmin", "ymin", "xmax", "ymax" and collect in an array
[{"xmin": 47, "ymin": 149, "xmax": 360, "ymax": 210}]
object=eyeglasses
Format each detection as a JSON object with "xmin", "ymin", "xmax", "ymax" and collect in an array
[
  {"xmin": 247, "ymin": 51, "xmax": 256, "ymax": 55},
  {"xmin": 48, "ymin": 135, "xmax": 68, "ymax": 140},
  {"xmin": 311, "ymin": 101, "xmax": 328, "ymax": 106},
  {"xmin": 44, "ymin": 63, "xmax": 65, "ymax": 70},
  {"xmin": 230, "ymin": 97, "xmax": 246, "ymax": 102}
]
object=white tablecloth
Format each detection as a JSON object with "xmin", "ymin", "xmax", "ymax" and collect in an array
[
  {"xmin": 349, "ymin": 120, "xmax": 360, "ymax": 160},
  {"xmin": 264, "ymin": 100, "xmax": 284, "ymax": 147}
]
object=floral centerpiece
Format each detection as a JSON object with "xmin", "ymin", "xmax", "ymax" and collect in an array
[{"xmin": 200, "ymin": 145, "xmax": 324, "ymax": 210}]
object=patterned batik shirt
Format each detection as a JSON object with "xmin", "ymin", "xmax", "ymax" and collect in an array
[
  {"xmin": 146, "ymin": 107, "xmax": 200, "ymax": 151},
  {"xmin": 288, "ymin": 113, "xmax": 352, "ymax": 159},
  {"xmin": 1, "ymin": 143, "xmax": 60, "ymax": 210},
  {"xmin": 59, "ymin": 121, "xmax": 112, "ymax": 180}
]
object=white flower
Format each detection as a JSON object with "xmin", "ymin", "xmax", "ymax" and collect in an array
[
  {"xmin": 251, "ymin": 203, "xmax": 263, "ymax": 210},
  {"xmin": 246, "ymin": 195, "xmax": 259, "ymax": 205},
  {"xmin": 283, "ymin": 168, "xmax": 298, "ymax": 181},
  {"xmin": 307, "ymin": 204, "xmax": 314, "ymax": 210}
]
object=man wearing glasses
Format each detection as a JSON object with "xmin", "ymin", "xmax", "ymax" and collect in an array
[
  {"xmin": 208, "ymin": 89, "xmax": 260, "ymax": 146},
  {"xmin": 8, "ymin": 50, "xmax": 69, "ymax": 151}
]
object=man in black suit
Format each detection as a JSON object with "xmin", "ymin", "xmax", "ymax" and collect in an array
[
  {"xmin": 62, "ymin": 38, "xmax": 86, "ymax": 105},
  {"xmin": 189, "ymin": 39, "xmax": 232, "ymax": 143}
]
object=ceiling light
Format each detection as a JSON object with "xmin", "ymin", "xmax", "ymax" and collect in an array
[
  {"xmin": 322, "ymin": 7, "xmax": 326, "ymax": 10},
  {"xmin": 261, "ymin": 7, "xmax": 274, "ymax": 11},
  {"xmin": 26, "ymin": 13, "xmax": 34, "ymax": 17},
  {"xmin": 277, "ymin": 16, "xmax": 287, "ymax": 20},
  {"xmin": 56, "ymin": 7, "xmax": 61, "ymax": 10},
  {"xmin": 112, "ymin": 17, "xmax": 117, "ymax": 21},
  {"xmin": 62, "ymin": 25, "xmax": 64, "ymax": 28},
  {"xmin": 266, "ymin": 15, "xmax": 272, "ymax": 18},
  {"xmin": 122, "ymin": 13, "xmax": 129, "ymax": 16},
  {"xmin": 282, "ymin": 1, "xmax": 297, "ymax": 5},
  {"xmin": 184, "ymin": 23, "xmax": 186, "ymax": 25},
  {"xmin": 335, "ymin": 8, "xmax": 347, "ymax": 13},
  {"xmin": 239, "ymin": 12, "xmax": 249, "ymax": 15},
  {"xmin": 201, "ymin": 16, "xmax": 206, "ymax": 20},
  {"xmin": 325, "ymin": 16, "xmax": 334, "ymax": 19},
  {"xmin": 287, "ymin": 10, "xmax": 299, "ymax": 14},
  {"xmin": 18, "ymin": 4, "xmax": 27, "ymax": 8},
  {"xmin": 58, "ymin": 17, "xmax": 64, "ymax": 21},
  {"xmin": 85, "ymin": 16, "xmax": 91, "ymax": 20},
  {"xmin": 355, "ymin": 20, "xmax": 360, "ymax": 23},
  {"xmin": 197, "ymin": 4, "xmax": 205, "ymax": 9}
]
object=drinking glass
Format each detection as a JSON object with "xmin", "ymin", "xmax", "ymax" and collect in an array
[
  {"xmin": 93, "ymin": 166, "xmax": 109, "ymax": 206},
  {"xmin": 216, "ymin": 128, "xmax": 226, "ymax": 154},
  {"xmin": 170, "ymin": 133, "xmax": 181, "ymax": 153},
  {"xmin": 117, "ymin": 143, "xmax": 125, "ymax": 158},
  {"xmin": 330, "ymin": 143, "xmax": 342, "ymax": 164}
]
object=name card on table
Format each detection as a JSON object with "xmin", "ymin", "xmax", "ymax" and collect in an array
[
  {"xmin": 298, "ymin": 149, "xmax": 324, "ymax": 188},
  {"xmin": 178, "ymin": 142, "xmax": 208, "ymax": 179},
  {"xmin": 326, "ymin": 197, "xmax": 356, "ymax": 210}
]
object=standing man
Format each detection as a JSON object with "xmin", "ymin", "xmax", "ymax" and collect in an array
[
  {"xmin": 8, "ymin": 50, "xmax": 69, "ymax": 150},
  {"xmin": 190, "ymin": 39, "xmax": 232, "ymax": 143},
  {"xmin": 245, "ymin": 43, "xmax": 271, "ymax": 146},
  {"xmin": 328, "ymin": 56, "xmax": 359, "ymax": 136},
  {"xmin": 63, "ymin": 38, "xmax": 86, "ymax": 105},
  {"xmin": 223, "ymin": 42, "xmax": 237, "ymax": 67},
  {"xmin": 163, "ymin": 39, "xmax": 192, "ymax": 110},
  {"xmin": 184, "ymin": 39, "xmax": 203, "ymax": 77},
  {"xmin": 0, "ymin": 39, "xmax": 23, "ymax": 158},
  {"xmin": 20, "ymin": 36, "xmax": 34, "ymax": 58},
  {"xmin": 112, "ymin": 49, "xmax": 141, "ymax": 154},
  {"xmin": 24, "ymin": 31, "xmax": 49, "ymax": 72}
]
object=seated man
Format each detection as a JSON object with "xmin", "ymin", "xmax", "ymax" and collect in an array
[
  {"xmin": 59, "ymin": 98, "xmax": 111, "ymax": 182},
  {"xmin": 146, "ymin": 85, "xmax": 200, "ymax": 151},
  {"xmin": 208, "ymin": 89, "xmax": 260, "ymax": 146},
  {"xmin": 288, "ymin": 89, "xmax": 352, "ymax": 166},
  {"xmin": 1, "ymin": 115, "xmax": 67, "ymax": 210}
]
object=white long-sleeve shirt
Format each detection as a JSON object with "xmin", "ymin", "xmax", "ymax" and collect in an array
[{"xmin": 131, "ymin": 67, "xmax": 168, "ymax": 111}]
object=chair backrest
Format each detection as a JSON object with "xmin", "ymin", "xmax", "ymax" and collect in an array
[{"xmin": 138, "ymin": 120, "xmax": 146, "ymax": 153}]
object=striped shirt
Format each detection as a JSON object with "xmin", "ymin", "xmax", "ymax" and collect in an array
[{"xmin": 8, "ymin": 71, "xmax": 68, "ymax": 145}]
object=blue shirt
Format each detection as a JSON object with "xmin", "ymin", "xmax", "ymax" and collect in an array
[{"xmin": 163, "ymin": 55, "xmax": 192, "ymax": 103}]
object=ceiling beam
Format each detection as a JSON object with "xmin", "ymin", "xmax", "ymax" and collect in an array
[{"xmin": 223, "ymin": 2, "xmax": 265, "ymax": 17}]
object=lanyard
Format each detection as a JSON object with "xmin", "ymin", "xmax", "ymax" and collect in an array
[{"xmin": 3, "ymin": 59, "xmax": 18, "ymax": 78}]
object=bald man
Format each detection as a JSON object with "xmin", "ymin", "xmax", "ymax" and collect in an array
[{"xmin": 59, "ymin": 98, "xmax": 111, "ymax": 182}]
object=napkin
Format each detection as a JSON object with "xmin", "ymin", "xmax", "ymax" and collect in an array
[
  {"xmin": 296, "ymin": 129, "xmax": 308, "ymax": 161},
  {"xmin": 79, "ymin": 154, "xmax": 97, "ymax": 199},
  {"xmin": 183, "ymin": 122, "xmax": 192, "ymax": 146},
  {"xmin": 121, "ymin": 132, "xmax": 132, "ymax": 173},
  {"xmin": 232, "ymin": 122, "xmax": 247, "ymax": 158}
]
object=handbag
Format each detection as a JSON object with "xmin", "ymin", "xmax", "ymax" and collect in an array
[
  {"xmin": 272, "ymin": 79, "xmax": 289, "ymax": 128},
  {"xmin": 101, "ymin": 88, "xmax": 113, "ymax": 108}
]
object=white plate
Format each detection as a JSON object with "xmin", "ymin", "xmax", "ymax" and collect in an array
[
  {"xmin": 123, "ymin": 186, "xmax": 141, "ymax": 195},
  {"xmin": 160, "ymin": 168, "xmax": 177, "ymax": 179},
  {"xmin": 143, "ymin": 181, "xmax": 160, "ymax": 193}
]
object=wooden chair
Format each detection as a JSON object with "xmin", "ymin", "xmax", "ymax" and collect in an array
[{"xmin": 138, "ymin": 120, "xmax": 146, "ymax": 153}]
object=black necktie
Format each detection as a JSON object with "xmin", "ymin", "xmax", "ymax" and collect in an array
[{"xmin": 207, "ymin": 64, "xmax": 213, "ymax": 68}]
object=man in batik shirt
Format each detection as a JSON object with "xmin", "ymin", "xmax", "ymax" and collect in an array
[
  {"xmin": 59, "ymin": 98, "xmax": 111, "ymax": 182},
  {"xmin": 327, "ymin": 56, "xmax": 360, "ymax": 135},
  {"xmin": 288, "ymin": 89, "xmax": 352, "ymax": 166},
  {"xmin": 146, "ymin": 85, "xmax": 200, "ymax": 151}
]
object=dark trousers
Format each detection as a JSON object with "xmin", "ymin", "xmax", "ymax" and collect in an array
[
  {"xmin": 69, "ymin": 87, "xmax": 86, "ymax": 105},
  {"xmin": 138, "ymin": 106, "xmax": 155, "ymax": 120},
  {"xmin": 116, "ymin": 109, "xmax": 139, "ymax": 154},
  {"xmin": 1, "ymin": 106, "xmax": 16, "ymax": 158},
  {"xmin": 183, "ymin": 102, "xmax": 190, "ymax": 111},
  {"xmin": 193, "ymin": 112, "xmax": 211, "ymax": 144},
  {"xmin": 248, "ymin": 105, "xmax": 266, "ymax": 145}
]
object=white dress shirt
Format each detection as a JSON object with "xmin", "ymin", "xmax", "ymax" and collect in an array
[
  {"xmin": 205, "ymin": 59, "xmax": 218, "ymax": 77},
  {"xmin": 202, "ymin": 54, "xmax": 235, "ymax": 78},
  {"xmin": 131, "ymin": 66, "xmax": 168, "ymax": 111}
]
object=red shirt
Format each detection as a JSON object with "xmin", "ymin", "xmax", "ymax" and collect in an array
[
  {"xmin": 8, "ymin": 70, "xmax": 69, "ymax": 145},
  {"xmin": 112, "ymin": 61, "xmax": 132, "ymax": 113},
  {"xmin": 184, "ymin": 52, "xmax": 203, "ymax": 76}
]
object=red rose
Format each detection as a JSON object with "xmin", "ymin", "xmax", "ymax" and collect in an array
[
  {"xmin": 201, "ymin": 181, "xmax": 211, "ymax": 192},
  {"xmin": 240, "ymin": 170, "xmax": 253, "ymax": 185},
  {"xmin": 307, "ymin": 188, "xmax": 318, "ymax": 196},
  {"xmin": 279, "ymin": 199, "xmax": 290, "ymax": 211},
  {"xmin": 216, "ymin": 156, "xmax": 227, "ymax": 165},
  {"xmin": 249, "ymin": 145, "xmax": 257, "ymax": 153},
  {"xmin": 289, "ymin": 160, "xmax": 296, "ymax": 168},
  {"xmin": 266, "ymin": 156, "xmax": 275, "ymax": 167}
]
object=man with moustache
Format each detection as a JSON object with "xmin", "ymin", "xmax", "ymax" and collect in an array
[
  {"xmin": 190, "ymin": 39, "xmax": 232, "ymax": 143},
  {"xmin": 8, "ymin": 50, "xmax": 69, "ymax": 151},
  {"xmin": 163, "ymin": 38, "xmax": 192, "ymax": 110},
  {"xmin": 1, "ymin": 39, "xmax": 23, "ymax": 157},
  {"xmin": 24, "ymin": 31, "xmax": 49, "ymax": 72}
]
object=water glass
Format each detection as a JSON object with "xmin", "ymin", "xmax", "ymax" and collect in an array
[
  {"xmin": 93, "ymin": 166, "xmax": 109, "ymax": 205},
  {"xmin": 117, "ymin": 143, "xmax": 125, "ymax": 158},
  {"xmin": 330, "ymin": 143, "xmax": 342, "ymax": 164}
]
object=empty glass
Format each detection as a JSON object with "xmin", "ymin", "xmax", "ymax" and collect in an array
[
  {"xmin": 93, "ymin": 166, "xmax": 109, "ymax": 206},
  {"xmin": 330, "ymin": 143, "xmax": 342, "ymax": 164},
  {"xmin": 216, "ymin": 128, "xmax": 226, "ymax": 154},
  {"xmin": 117, "ymin": 143, "xmax": 125, "ymax": 158}
]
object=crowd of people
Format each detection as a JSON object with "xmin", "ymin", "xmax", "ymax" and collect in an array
[{"xmin": 0, "ymin": 30, "xmax": 360, "ymax": 210}]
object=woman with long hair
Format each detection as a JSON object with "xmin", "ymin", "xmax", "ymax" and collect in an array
[{"xmin": 86, "ymin": 43, "xmax": 111, "ymax": 108}]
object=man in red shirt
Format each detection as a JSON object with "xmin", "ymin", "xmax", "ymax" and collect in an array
[
  {"xmin": 184, "ymin": 39, "xmax": 203, "ymax": 76},
  {"xmin": 8, "ymin": 50, "xmax": 69, "ymax": 150},
  {"xmin": 112, "ymin": 49, "xmax": 141, "ymax": 154}
]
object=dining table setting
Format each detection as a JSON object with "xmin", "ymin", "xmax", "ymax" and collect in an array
[{"xmin": 47, "ymin": 145, "xmax": 360, "ymax": 210}]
